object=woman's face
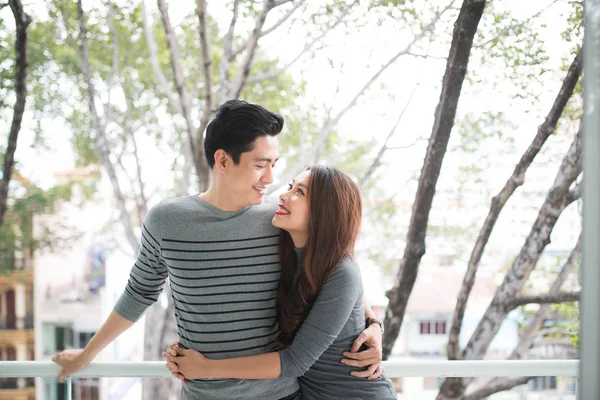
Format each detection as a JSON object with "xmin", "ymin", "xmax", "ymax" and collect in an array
[{"xmin": 272, "ymin": 170, "xmax": 311, "ymax": 245}]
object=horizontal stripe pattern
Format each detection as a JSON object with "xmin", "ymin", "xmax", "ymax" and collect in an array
[
  {"xmin": 120, "ymin": 206, "xmax": 283, "ymax": 359},
  {"xmin": 115, "ymin": 197, "xmax": 299, "ymax": 399},
  {"xmin": 166, "ymin": 233, "xmax": 281, "ymax": 358}
]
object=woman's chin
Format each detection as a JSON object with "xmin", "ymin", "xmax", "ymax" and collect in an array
[{"xmin": 272, "ymin": 215, "xmax": 282, "ymax": 228}]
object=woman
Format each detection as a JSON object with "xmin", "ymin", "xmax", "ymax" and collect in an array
[{"xmin": 164, "ymin": 165, "xmax": 397, "ymax": 399}]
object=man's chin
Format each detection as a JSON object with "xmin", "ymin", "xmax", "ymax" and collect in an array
[{"xmin": 249, "ymin": 196, "xmax": 264, "ymax": 205}]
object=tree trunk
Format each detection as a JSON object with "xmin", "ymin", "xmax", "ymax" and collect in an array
[
  {"xmin": 194, "ymin": 0, "xmax": 212, "ymax": 192},
  {"xmin": 438, "ymin": 126, "xmax": 583, "ymax": 400},
  {"xmin": 140, "ymin": 0, "xmax": 192, "ymax": 193},
  {"xmin": 382, "ymin": 0, "xmax": 487, "ymax": 359},
  {"xmin": 446, "ymin": 48, "xmax": 582, "ymax": 362},
  {"xmin": 157, "ymin": 0, "xmax": 205, "ymax": 192},
  {"xmin": 0, "ymin": 0, "xmax": 31, "ymax": 226}
]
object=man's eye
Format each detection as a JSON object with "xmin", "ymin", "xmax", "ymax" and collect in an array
[{"xmin": 256, "ymin": 165, "xmax": 266, "ymax": 169}]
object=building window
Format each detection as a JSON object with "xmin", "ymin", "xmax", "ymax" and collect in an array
[
  {"xmin": 435, "ymin": 321, "xmax": 446, "ymax": 334},
  {"xmin": 78, "ymin": 332, "xmax": 95, "ymax": 348},
  {"xmin": 529, "ymin": 376, "xmax": 557, "ymax": 391},
  {"xmin": 78, "ymin": 378, "xmax": 100, "ymax": 400},
  {"xmin": 420, "ymin": 320, "xmax": 447, "ymax": 335}
]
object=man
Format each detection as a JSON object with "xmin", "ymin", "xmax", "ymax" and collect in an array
[{"xmin": 53, "ymin": 100, "xmax": 384, "ymax": 400}]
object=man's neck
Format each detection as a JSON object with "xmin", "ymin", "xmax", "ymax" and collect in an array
[{"xmin": 199, "ymin": 188, "xmax": 247, "ymax": 212}]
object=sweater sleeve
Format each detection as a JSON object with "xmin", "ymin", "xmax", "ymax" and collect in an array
[
  {"xmin": 113, "ymin": 203, "xmax": 168, "ymax": 322},
  {"xmin": 278, "ymin": 259, "xmax": 363, "ymax": 377}
]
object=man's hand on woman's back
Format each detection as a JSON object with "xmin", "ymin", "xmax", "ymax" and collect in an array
[{"xmin": 341, "ymin": 323, "xmax": 384, "ymax": 380}]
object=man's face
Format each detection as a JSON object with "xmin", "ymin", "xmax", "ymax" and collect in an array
[{"xmin": 224, "ymin": 135, "xmax": 279, "ymax": 207}]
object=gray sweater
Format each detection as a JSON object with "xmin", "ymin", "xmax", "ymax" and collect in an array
[
  {"xmin": 279, "ymin": 251, "xmax": 397, "ymax": 399},
  {"xmin": 114, "ymin": 195, "xmax": 299, "ymax": 400}
]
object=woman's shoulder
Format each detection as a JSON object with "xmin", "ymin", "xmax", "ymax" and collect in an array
[{"xmin": 326, "ymin": 257, "xmax": 363, "ymax": 289}]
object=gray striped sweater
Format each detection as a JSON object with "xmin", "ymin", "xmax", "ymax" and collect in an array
[{"xmin": 114, "ymin": 195, "xmax": 299, "ymax": 400}]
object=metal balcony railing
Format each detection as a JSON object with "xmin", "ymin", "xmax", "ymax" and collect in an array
[
  {"xmin": 0, "ymin": 359, "xmax": 579, "ymax": 398},
  {"xmin": 0, "ymin": 314, "xmax": 34, "ymax": 330},
  {"xmin": 0, "ymin": 377, "xmax": 34, "ymax": 389}
]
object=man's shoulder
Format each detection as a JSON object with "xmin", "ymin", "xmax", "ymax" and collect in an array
[{"xmin": 156, "ymin": 195, "xmax": 197, "ymax": 213}]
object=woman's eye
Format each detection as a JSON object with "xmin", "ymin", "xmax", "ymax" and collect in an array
[
  {"xmin": 287, "ymin": 183, "xmax": 293, "ymax": 190},
  {"xmin": 297, "ymin": 188, "xmax": 304, "ymax": 195}
]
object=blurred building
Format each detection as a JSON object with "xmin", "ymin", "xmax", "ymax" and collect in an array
[
  {"xmin": 0, "ymin": 268, "xmax": 35, "ymax": 400},
  {"xmin": 34, "ymin": 167, "xmax": 143, "ymax": 400},
  {"xmin": 0, "ymin": 172, "xmax": 37, "ymax": 400}
]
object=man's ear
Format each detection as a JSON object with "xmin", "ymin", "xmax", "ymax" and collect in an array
[{"xmin": 214, "ymin": 150, "xmax": 229, "ymax": 173}]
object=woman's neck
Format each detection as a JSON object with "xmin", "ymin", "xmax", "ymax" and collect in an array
[{"xmin": 289, "ymin": 232, "xmax": 307, "ymax": 248}]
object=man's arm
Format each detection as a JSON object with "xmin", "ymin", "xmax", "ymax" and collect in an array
[
  {"xmin": 52, "ymin": 311, "xmax": 133, "ymax": 382},
  {"xmin": 53, "ymin": 204, "xmax": 168, "ymax": 381},
  {"xmin": 364, "ymin": 296, "xmax": 377, "ymax": 319},
  {"xmin": 164, "ymin": 345, "xmax": 281, "ymax": 380}
]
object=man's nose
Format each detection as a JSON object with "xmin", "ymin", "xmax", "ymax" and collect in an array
[{"xmin": 261, "ymin": 166, "xmax": 274, "ymax": 184}]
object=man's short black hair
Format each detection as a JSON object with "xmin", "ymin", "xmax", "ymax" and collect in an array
[{"xmin": 204, "ymin": 100, "xmax": 284, "ymax": 168}]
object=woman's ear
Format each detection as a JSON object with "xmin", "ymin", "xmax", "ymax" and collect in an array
[{"xmin": 214, "ymin": 150, "xmax": 229, "ymax": 173}]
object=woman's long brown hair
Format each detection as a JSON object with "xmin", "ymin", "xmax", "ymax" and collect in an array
[{"xmin": 276, "ymin": 165, "xmax": 362, "ymax": 348}]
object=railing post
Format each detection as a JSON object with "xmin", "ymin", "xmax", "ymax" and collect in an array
[
  {"xmin": 66, "ymin": 377, "xmax": 72, "ymax": 400},
  {"xmin": 580, "ymin": 0, "xmax": 600, "ymax": 399}
]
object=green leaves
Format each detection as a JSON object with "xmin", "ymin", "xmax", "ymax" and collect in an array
[{"xmin": 0, "ymin": 180, "xmax": 79, "ymax": 272}]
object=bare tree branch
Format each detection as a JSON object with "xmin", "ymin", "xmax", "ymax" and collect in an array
[
  {"xmin": 463, "ymin": 377, "xmax": 532, "ymax": 400},
  {"xmin": 105, "ymin": 1, "xmax": 148, "ymax": 219},
  {"xmin": 194, "ymin": 0, "xmax": 213, "ymax": 192},
  {"xmin": 76, "ymin": 0, "xmax": 139, "ymax": 253},
  {"xmin": 229, "ymin": 0, "xmax": 299, "ymax": 61},
  {"xmin": 273, "ymin": 0, "xmax": 294, "ymax": 6},
  {"xmin": 474, "ymin": 0, "xmax": 560, "ymax": 49},
  {"xmin": 229, "ymin": 0, "xmax": 275, "ymax": 99},
  {"xmin": 245, "ymin": 0, "xmax": 357, "ymax": 85},
  {"xmin": 104, "ymin": 0, "xmax": 118, "ymax": 126},
  {"xmin": 460, "ymin": 125, "xmax": 582, "ymax": 362},
  {"xmin": 260, "ymin": 0, "xmax": 304, "ymax": 38},
  {"xmin": 0, "ymin": 0, "xmax": 31, "ymax": 226},
  {"xmin": 269, "ymin": 3, "xmax": 454, "ymax": 195},
  {"xmin": 383, "ymin": 0, "xmax": 487, "ymax": 361},
  {"xmin": 247, "ymin": 0, "xmax": 344, "ymax": 84},
  {"xmin": 445, "ymin": 48, "xmax": 582, "ymax": 362},
  {"xmin": 386, "ymin": 137, "xmax": 428, "ymax": 150},
  {"xmin": 506, "ymin": 291, "xmax": 580, "ymax": 311},
  {"xmin": 124, "ymin": 96, "xmax": 149, "ymax": 219},
  {"xmin": 217, "ymin": 0, "xmax": 240, "ymax": 103},
  {"xmin": 532, "ymin": 337, "xmax": 574, "ymax": 347},
  {"xmin": 359, "ymin": 81, "xmax": 421, "ymax": 189},
  {"xmin": 157, "ymin": 0, "xmax": 207, "ymax": 190},
  {"xmin": 140, "ymin": 0, "xmax": 181, "ymax": 113},
  {"xmin": 507, "ymin": 233, "xmax": 581, "ymax": 361},
  {"xmin": 406, "ymin": 51, "xmax": 448, "ymax": 60},
  {"xmin": 141, "ymin": 0, "xmax": 193, "ymax": 191},
  {"xmin": 567, "ymin": 180, "xmax": 582, "ymax": 203},
  {"xmin": 536, "ymin": 327, "xmax": 570, "ymax": 337}
]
